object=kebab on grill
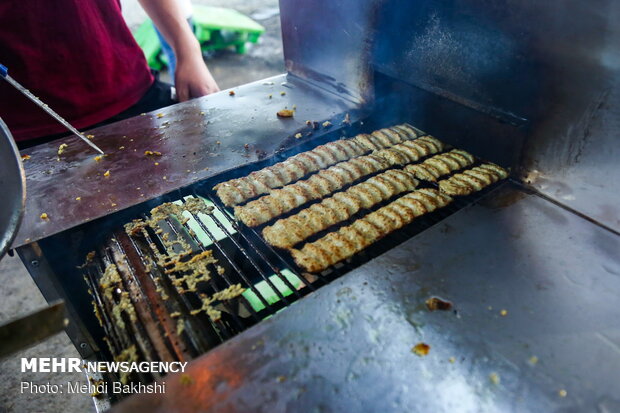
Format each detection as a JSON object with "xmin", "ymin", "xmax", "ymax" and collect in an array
[
  {"xmin": 214, "ymin": 139, "xmax": 367, "ymax": 206},
  {"xmin": 290, "ymin": 188, "xmax": 453, "ymax": 273},
  {"xmin": 438, "ymin": 163, "xmax": 509, "ymax": 196},
  {"xmin": 352, "ymin": 124, "xmax": 418, "ymax": 151},
  {"xmin": 404, "ymin": 149, "xmax": 475, "ymax": 182},
  {"xmin": 262, "ymin": 169, "xmax": 419, "ymax": 249},
  {"xmin": 234, "ymin": 154, "xmax": 390, "ymax": 227},
  {"xmin": 214, "ymin": 124, "xmax": 418, "ymax": 206},
  {"xmin": 372, "ymin": 136, "xmax": 445, "ymax": 166}
]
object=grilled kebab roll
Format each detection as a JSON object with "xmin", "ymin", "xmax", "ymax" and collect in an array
[
  {"xmin": 353, "ymin": 124, "xmax": 418, "ymax": 151},
  {"xmin": 234, "ymin": 155, "xmax": 391, "ymax": 227},
  {"xmin": 291, "ymin": 189, "xmax": 453, "ymax": 272},
  {"xmin": 373, "ymin": 136, "xmax": 445, "ymax": 166},
  {"xmin": 214, "ymin": 123, "xmax": 419, "ymax": 207},
  {"xmin": 262, "ymin": 169, "xmax": 419, "ymax": 249},
  {"xmin": 214, "ymin": 139, "xmax": 367, "ymax": 206},
  {"xmin": 438, "ymin": 163, "xmax": 509, "ymax": 196},
  {"xmin": 405, "ymin": 149, "xmax": 475, "ymax": 182}
]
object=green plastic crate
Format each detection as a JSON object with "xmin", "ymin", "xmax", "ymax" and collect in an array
[{"xmin": 133, "ymin": 5, "xmax": 266, "ymax": 70}]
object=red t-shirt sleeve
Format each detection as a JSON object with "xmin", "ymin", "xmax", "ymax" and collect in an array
[{"xmin": 0, "ymin": 0, "xmax": 154, "ymax": 142}]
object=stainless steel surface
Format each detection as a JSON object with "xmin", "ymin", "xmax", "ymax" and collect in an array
[
  {"xmin": 279, "ymin": 0, "xmax": 374, "ymax": 103},
  {"xmin": 521, "ymin": 73, "xmax": 620, "ymax": 233},
  {"xmin": 0, "ymin": 301, "xmax": 66, "ymax": 359},
  {"xmin": 14, "ymin": 74, "xmax": 360, "ymax": 247},
  {"xmin": 0, "ymin": 118, "xmax": 26, "ymax": 259},
  {"xmin": 365, "ymin": 0, "xmax": 620, "ymax": 230},
  {"xmin": 111, "ymin": 183, "xmax": 620, "ymax": 412},
  {"xmin": 1, "ymin": 73, "xmax": 105, "ymax": 154}
]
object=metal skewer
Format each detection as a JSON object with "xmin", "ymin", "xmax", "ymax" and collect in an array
[{"xmin": 0, "ymin": 64, "xmax": 104, "ymax": 155}]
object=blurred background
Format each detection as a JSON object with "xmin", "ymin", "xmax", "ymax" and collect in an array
[{"xmin": 0, "ymin": 1, "xmax": 282, "ymax": 411}]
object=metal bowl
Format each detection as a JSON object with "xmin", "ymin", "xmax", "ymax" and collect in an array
[{"xmin": 0, "ymin": 118, "xmax": 26, "ymax": 259}]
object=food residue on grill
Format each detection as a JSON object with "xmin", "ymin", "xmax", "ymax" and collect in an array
[
  {"xmin": 528, "ymin": 356, "xmax": 539, "ymax": 366},
  {"xmin": 86, "ymin": 134, "xmax": 95, "ymax": 140},
  {"xmin": 277, "ymin": 109, "xmax": 294, "ymax": 118},
  {"xmin": 305, "ymin": 120, "xmax": 319, "ymax": 129},
  {"xmin": 342, "ymin": 113, "xmax": 351, "ymax": 124},
  {"xmin": 40, "ymin": 213, "xmax": 49, "ymax": 220},
  {"xmin": 179, "ymin": 374, "xmax": 193, "ymax": 386},
  {"xmin": 57, "ymin": 143, "xmax": 68, "ymax": 156},
  {"xmin": 268, "ymin": 94, "xmax": 273, "ymax": 99},
  {"xmin": 280, "ymin": 91, "xmax": 286, "ymax": 96},
  {"xmin": 322, "ymin": 121, "xmax": 332, "ymax": 128},
  {"xmin": 156, "ymin": 113, "xmax": 165, "ymax": 118},
  {"xmin": 94, "ymin": 155, "xmax": 103, "ymax": 162},
  {"xmin": 448, "ymin": 357, "xmax": 456, "ymax": 363},
  {"xmin": 176, "ymin": 319, "xmax": 185, "ymax": 335},
  {"xmin": 144, "ymin": 150, "xmax": 162, "ymax": 156},
  {"xmin": 412, "ymin": 342, "xmax": 430, "ymax": 356},
  {"xmin": 114, "ymin": 345, "xmax": 139, "ymax": 384},
  {"xmin": 103, "ymin": 170, "xmax": 110, "ymax": 177},
  {"xmin": 558, "ymin": 389, "xmax": 567, "ymax": 398},
  {"xmin": 500, "ymin": 309, "xmax": 508, "ymax": 316},
  {"xmin": 425, "ymin": 297, "xmax": 453, "ymax": 312},
  {"xmin": 119, "ymin": 146, "xmax": 125, "ymax": 150},
  {"xmin": 21, "ymin": 154, "xmax": 31, "ymax": 160},
  {"xmin": 295, "ymin": 133, "xmax": 302, "ymax": 139},
  {"xmin": 75, "ymin": 197, "xmax": 81, "ymax": 201},
  {"xmin": 489, "ymin": 372, "xmax": 500, "ymax": 385},
  {"xmin": 229, "ymin": 90, "xmax": 235, "ymax": 96}
]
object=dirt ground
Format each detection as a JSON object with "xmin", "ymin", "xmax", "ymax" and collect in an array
[{"xmin": 0, "ymin": 1, "xmax": 282, "ymax": 412}]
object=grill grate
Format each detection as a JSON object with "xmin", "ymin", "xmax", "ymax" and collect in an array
[{"xmin": 75, "ymin": 129, "xmax": 506, "ymax": 394}]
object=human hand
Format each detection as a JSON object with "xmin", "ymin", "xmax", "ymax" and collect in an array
[{"xmin": 174, "ymin": 53, "xmax": 220, "ymax": 101}]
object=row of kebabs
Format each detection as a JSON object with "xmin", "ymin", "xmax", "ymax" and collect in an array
[{"xmin": 214, "ymin": 124, "xmax": 508, "ymax": 272}]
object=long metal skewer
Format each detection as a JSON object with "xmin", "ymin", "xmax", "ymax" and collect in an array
[{"xmin": 0, "ymin": 64, "xmax": 104, "ymax": 154}]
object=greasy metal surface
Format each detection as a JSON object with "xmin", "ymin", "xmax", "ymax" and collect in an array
[
  {"xmin": 17, "ymin": 244, "xmax": 99, "ymax": 359},
  {"xmin": 521, "ymin": 72, "xmax": 620, "ymax": 233},
  {"xmin": 279, "ymin": 0, "xmax": 374, "ymax": 103},
  {"xmin": 112, "ymin": 184, "xmax": 620, "ymax": 412},
  {"xmin": 0, "ymin": 118, "xmax": 25, "ymax": 258},
  {"xmin": 368, "ymin": 0, "xmax": 620, "ymax": 230},
  {"xmin": 15, "ymin": 74, "xmax": 359, "ymax": 247},
  {"xmin": 0, "ymin": 301, "xmax": 65, "ymax": 359}
]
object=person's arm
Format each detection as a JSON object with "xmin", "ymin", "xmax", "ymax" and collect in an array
[{"xmin": 138, "ymin": 0, "xmax": 219, "ymax": 101}]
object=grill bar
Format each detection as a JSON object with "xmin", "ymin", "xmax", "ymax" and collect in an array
[{"xmin": 181, "ymin": 196, "xmax": 293, "ymax": 307}]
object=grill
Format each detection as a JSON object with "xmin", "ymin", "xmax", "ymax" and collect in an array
[
  {"xmin": 10, "ymin": 0, "xmax": 620, "ymax": 411},
  {"xmin": 39, "ymin": 121, "xmax": 504, "ymax": 396}
]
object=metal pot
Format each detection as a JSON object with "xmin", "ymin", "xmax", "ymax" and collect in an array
[{"xmin": 0, "ymin": 118, "xmax": 25, "ymax": 259}]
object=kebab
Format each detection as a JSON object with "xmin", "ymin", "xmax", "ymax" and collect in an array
[
  {"xmin": 438, "ymin": 163, "xmax": 509, "ymax": 196},
  {"xmin": 214, "ymin": 124, "xmax": 419, "ymax": 206},
  {"xmin": 262, "ymin": 169, "xmax": 419, "ymax": 249},
  {"xmin": 234, "ymin": 155, "xmax": 390, "ymax": 227},
  {"xmin": 290, "ymin": 189, "xmax": 453, "ymax": 272},
  {"xmin": 405, "ymin": 149, "xmax": 475, "ymax": 181}
]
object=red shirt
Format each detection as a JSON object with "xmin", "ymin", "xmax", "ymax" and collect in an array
[{"xmin": 0, "ymin": 0, "xmax": 154, "ymax": 141}]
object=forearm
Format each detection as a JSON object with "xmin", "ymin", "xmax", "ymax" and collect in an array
[{"xmin": 138, "ymin": 0, "xmax": 199, "ymax": 60}]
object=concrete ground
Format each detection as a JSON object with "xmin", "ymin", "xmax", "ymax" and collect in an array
[{"xmin": 0, "ymin": 1, "xmax": 282, "ymax": 412}]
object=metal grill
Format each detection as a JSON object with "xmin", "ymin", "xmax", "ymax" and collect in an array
[{"xmin": 73, "ymin": 128, "xmax": 505, "ymax": 392}]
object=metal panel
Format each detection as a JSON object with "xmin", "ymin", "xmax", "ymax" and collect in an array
[
  {"xmin": 368, "ymin": 0, "xmax": 620, "ymax": 230},
  {"xmin": 110, "ymin": 183, "xmax": 620, "ymax": 412},
  {"xmin": 14, "ymin": 74, "xmax": 359, "ymax": 247},
  {"xmin": 279, "ymin": 0, "xmax": 375, "ymax": 103}
]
